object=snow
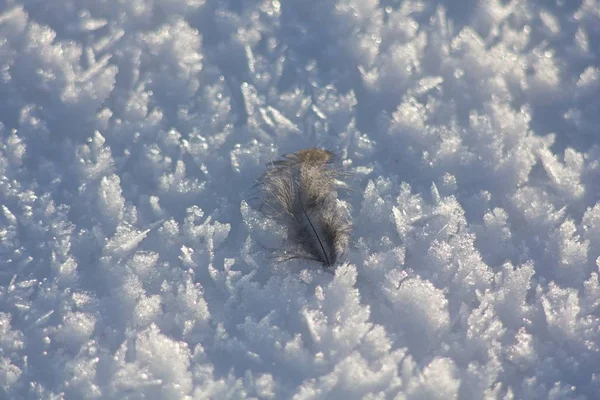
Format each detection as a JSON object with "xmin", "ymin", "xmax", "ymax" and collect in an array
[{"xmin": 0, "ymin": 0, "xmax": 600, "ymax": 398}]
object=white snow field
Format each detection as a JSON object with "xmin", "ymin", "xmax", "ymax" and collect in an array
[{"xmin": 1, "ymin": 0, "xmax": 600, "ymax": 398}]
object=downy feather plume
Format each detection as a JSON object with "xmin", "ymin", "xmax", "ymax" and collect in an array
[{"xmin": 256, "ymin": 148, "xmax": 351, "ymax": 268}]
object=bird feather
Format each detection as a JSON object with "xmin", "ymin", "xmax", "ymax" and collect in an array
[{"xmin": 256, "ymin": 148, "xmax": 351, "ymax": 268}]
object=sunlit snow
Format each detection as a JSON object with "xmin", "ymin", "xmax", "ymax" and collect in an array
[{"xmin": 1, "ymin": 0, "xmax": 600, "ymax": 398}]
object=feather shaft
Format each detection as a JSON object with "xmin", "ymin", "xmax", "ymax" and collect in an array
[{"xmin": 297, "ymin": 193, "xmax": 331, "ymax": 266}]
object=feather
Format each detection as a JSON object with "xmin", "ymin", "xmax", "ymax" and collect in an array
[{"xmin": 256, "ymin": 148, "xmax": 351, "ymax": 268}]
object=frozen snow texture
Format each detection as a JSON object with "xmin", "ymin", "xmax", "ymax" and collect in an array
[{"xmin": 1, "ymin": 0, "xmax": 600, "ymax": 398}]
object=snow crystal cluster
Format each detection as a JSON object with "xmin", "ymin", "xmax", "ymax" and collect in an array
[{"xmin": 1, "ymin": 0, "xmax": 600, "ymax": 398}]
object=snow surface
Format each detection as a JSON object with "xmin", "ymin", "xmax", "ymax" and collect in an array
[{"xmin": 0, "ymin": 0, "xmax": 600, "ymax": 398}]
